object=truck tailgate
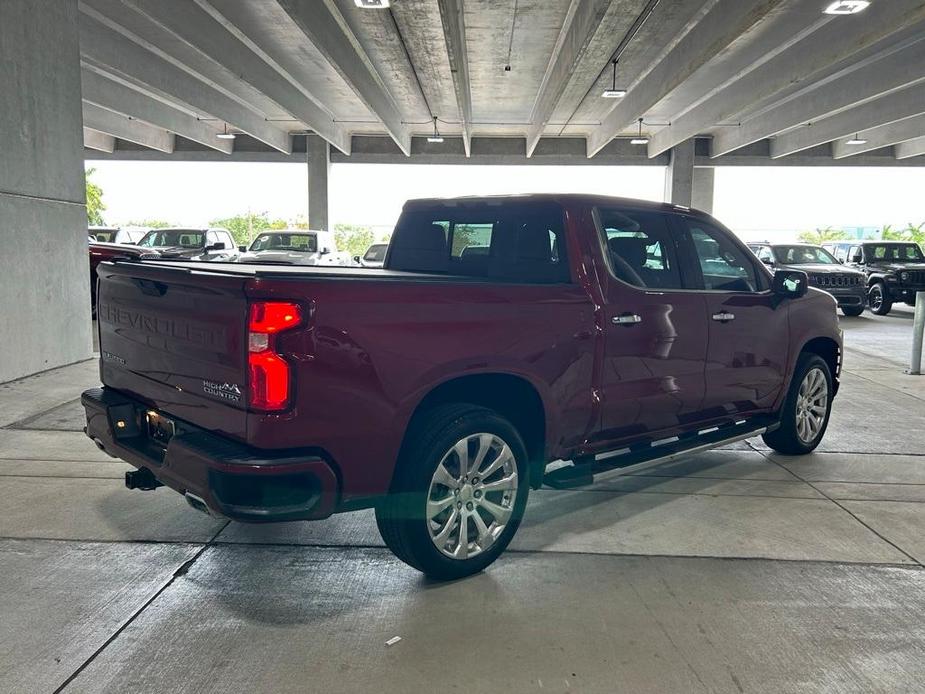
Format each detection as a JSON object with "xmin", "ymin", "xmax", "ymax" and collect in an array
[{"xmin": 96, "ymin": 262, "xmax": 249, "ymax": 440}]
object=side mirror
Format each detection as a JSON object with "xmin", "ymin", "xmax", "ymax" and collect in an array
[
  {"xmin": 850, "ymin": 254, "xmax": 862, "ymax": 263},
  {"xmin": 206, "ymin": 242, "xmax": 226, "ymax": 251},
  {"xmin": 320, "ymin": 247, "xmax": 331, "ymax": 255},
  {"xmin": 772, "ymin": 269, "xmax": 809, "ymax": 299},
  {"xmin": 238, "ymin": 245, "xmax": 247, "ymax": 253}
]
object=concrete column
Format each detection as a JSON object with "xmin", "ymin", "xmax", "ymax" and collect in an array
[
  {"xmin": 692, "ymin": 167, "xmax": 715, "ymax": 214},
  {"xmin": 306, "ymin": 134, "xmax": 330, "ymax": 230},
  {"xmin": 663, "ymin": 139, "xmax": 695, "ymax": 207},
  {"xmin": 0, "ymin": 0, "xmax": 91, "ymax": 383}
]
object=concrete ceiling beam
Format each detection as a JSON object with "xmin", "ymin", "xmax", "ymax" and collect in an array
[
  {"xmin": 270, "ymin": 0, "xmax": 408, "ymax": 155},
  {"xmin": 82, "ymin": 102, "xmax": 175, "ymax": 152},
  {"xmin": 770, "ymin": 83, "xmax": 925, "ymax": 158},
  {"xmin": 654, "ymin": 0, "xmax": 925, "ymax": 158},
  {"xmin": 83, "ymin": 128, "xmax": 115, "ymax": 153},
  {"xmin": 895, "ymin": 136, "xmax": 925, "ymax": 160},
  {"xmin": 586, "ymin": 0, "xmax": 788, "ymax": 158},
  {"xmin": 78, "ymin": 10, "xmax": 292, "ymax": 153},
  {"xmin": 116, "ymin": 0, "xmax": 349, "ymax": 155},
  {"xmin": 833, "ymin": 112, "xmax": 925, "ymax": 159},
  {"xmin": 712, "ymin": 33, "xmax": 925, "ymax": 158},
  {"xmin": 436, "ymin": 0, "xmax": 473, "ymax": 157},
  {"xmin": 524, "ymin": 0, "xmax": 611, "ymax": 158},
  {"xmin": 81, "ymin": 67, "xmax": 233, "ymax": 154}
]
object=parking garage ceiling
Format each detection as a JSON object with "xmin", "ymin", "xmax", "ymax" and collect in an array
[{"xmin": 78, "ymin": 0, "xmax": 925, "ymax": 164}]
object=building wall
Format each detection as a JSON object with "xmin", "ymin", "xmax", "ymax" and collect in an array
[{"xmin": 0, "ymin": 0, "xmax": 92, "ymax": 382}]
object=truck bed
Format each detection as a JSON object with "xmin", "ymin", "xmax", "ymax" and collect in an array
[{"xmin": 115, "ymin": 258, "xmax": 503, "ymax": 283}]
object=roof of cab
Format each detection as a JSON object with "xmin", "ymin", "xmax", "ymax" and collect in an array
[{"xmin": 401, "ymin": 193, "xmax": 709, "ymax": 217}]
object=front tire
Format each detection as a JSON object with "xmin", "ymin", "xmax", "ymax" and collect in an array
[
  {"xmin": 841, "ymin": 305, "xmax": 864, "ymax": 317},
  {"xmin": 375, "ymin": 404, "xmax": 529, "ymax": 580},
  {"xmin": 762, "ymin": 353, "xmax": 833, "ymax": 455},
  {"xmin": 868, "ymin": 282, "xmax": 892, "ymax": 315}
]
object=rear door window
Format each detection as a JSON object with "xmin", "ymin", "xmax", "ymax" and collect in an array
[
  {"xmin": 388, "ymin": 203, "xmax": 569, "ymax": 283},
  {"xmin": 594, "ymin": 207, "xmax": 682, "ymax": 289}
]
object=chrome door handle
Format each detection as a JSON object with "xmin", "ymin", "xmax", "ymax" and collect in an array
[
  {"xmin": 612, "ymin": 313, "xmax": 642, "ymax": 326},
  {"xmin": 712, "ymin": 312, "xmax": 735, "ymax": 322}
]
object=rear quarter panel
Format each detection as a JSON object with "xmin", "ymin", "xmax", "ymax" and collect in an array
[{"xmin": 245, "ymin": 277, "xmax": 596, "ymax": 500}]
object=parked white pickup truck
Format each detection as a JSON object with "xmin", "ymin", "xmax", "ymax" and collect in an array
[{"xmin": 237, "ymin": 229, "xmax": 353, "ymax": 266}]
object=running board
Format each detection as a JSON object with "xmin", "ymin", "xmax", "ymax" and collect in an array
[{"xmin": 543, "ymin": 416, "xmax": 779, "ymax": 489}]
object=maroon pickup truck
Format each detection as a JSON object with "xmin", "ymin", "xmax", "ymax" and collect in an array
[{"xmin": 83, "ymin": 195, "xmax": 842, "ymax": 579}]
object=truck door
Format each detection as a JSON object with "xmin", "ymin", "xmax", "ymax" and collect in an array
[
  {"xmin": 591, "ymin": 206, "xmax": 708, "ymax": 447},
  {"xmin": 674, "ymin": 216, "xmax": 789, "ymax": 418}
]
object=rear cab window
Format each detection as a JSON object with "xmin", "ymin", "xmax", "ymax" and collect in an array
[
  {"xmin": 388, "ymin": 201, "xmax": 570, "ymax": 283},
  {"xmin": 593, "ymin": 207, "xmax": 682, "ymax": 290}
]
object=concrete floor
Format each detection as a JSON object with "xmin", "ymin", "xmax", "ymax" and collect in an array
[{"xmin": 2, "ymin": 307, "xmax": 924, "ymax": 693}]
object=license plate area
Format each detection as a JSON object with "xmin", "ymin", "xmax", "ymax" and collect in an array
[{"xmin": 145, "ymin": 411, "xmax": 176, "ymax": 448}]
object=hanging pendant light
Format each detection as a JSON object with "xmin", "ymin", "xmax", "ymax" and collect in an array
[
  {"xmin": 630, "ymin": 118, "xmax": 649, "ymax": 145},
  {"xmin": 216, "ymin": 122, "xmax": 236, "ymax": 140},
  {"xmin": 845, "ymin": 133, "xmax": 868, "ymax": 145},
  {"xmin": 601, "ymin": 59, "xmax": 627, "ymax": 98},
  {"xmin": 427, "ymin": 116, "xmax": 444, "ymax": 143}
]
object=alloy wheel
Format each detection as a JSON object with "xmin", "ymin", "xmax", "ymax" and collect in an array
[
  {"xmin": 870, "ymin": 286, "xmax": 883, "ymax": 312},
  {"xmin": 426, "ymin": 433, "xmax": 518, "ymax": 560},
  {"xmin": 795, "ymin": 367, "xmax": 828, "ymax": 443}
]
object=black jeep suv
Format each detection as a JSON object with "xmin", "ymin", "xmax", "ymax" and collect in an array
[
  {"xmin": 823, "ymin": 241, "xmax": 925, "ymax": 315},
  {"xmin": 749, "ymin": 243, "xmax": 867, "ymax": 316}
]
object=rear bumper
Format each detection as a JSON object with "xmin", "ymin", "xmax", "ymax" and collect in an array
[{"xmin": 82, "ymin": 387, "xmax": 339, "ymax": 522}]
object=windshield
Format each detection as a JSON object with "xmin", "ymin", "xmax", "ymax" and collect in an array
[
  {"xmin": 138, "ymin": 230, "xmax": 205, "ymax": 248},
  {"xmin": 249, "ymin": 233, "xmax": 318, "ymax": 253},
  {"xmin": 772, "ymin": 245, "xmax": 839, "ymax": 265},
  {"xmin": 363, "ymin": 244, "xmax": 388, "ymax": 262},
  {"xmin": 866, "ymin": 244, "xmax": 925, "ymax": 262}
]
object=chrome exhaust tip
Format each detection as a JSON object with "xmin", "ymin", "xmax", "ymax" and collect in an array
[{"xmin": 184, "ymin": 492, "xmax": 214, "ymax": 516}]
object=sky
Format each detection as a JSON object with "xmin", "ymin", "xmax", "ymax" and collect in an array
[{"xmin": 86, "ymin": 160, "xmax": 925, "ymax": 242}]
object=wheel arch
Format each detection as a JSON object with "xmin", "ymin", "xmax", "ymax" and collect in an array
[
  {"xmin": 401, "ymin": 373, "xmax": 548, "ymax": 489},
  {"xmin": 800, "ymin": 336, "xmax": 841, "ymax": 395}
]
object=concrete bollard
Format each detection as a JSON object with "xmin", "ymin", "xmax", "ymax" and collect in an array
[{"xmin": 910, "ymin": 291, "xmax": 925, "ymax": 376}]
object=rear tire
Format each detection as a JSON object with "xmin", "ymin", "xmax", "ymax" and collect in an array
[
  {"xmin": 762, "ymin": 353, "xmax": 833, "ymax": 456},
  {"xmin": 868, "ymin": 282, "xmax": 892, "ymax": 315},
  {"xmin": 841, "ymin": 305, "xmax": 864, "ymax": 317},
  {"xmin": 375, "ymin": 404, "xmax": 529, "ymax": 580}
]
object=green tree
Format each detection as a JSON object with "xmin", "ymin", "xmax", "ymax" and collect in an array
[
  {"xmin": 85, "ymin": 168, "xmax": 105, "ymax": 225},
  {"xmin": 880, "ymin": 224, "xmax": 905, "ymax": 241},
  {"xmin": 125, "ymin": 219, "xmax": 174, "ymax": 229},
  {"xmin": 209, "ymin": 211, "xmax": 286, "ymax": 245},
  {"xmin": 904, "ymin": 222, "xmax": 925, "ymax": 246},
  {"xmin": 333, "ymin": 223, "xmax": 375, "ymax": 258},
  {"xmin": 797, "ymin": 227, "xmax": 850, "ymax": 245}
]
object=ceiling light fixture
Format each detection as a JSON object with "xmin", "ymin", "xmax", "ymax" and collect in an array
[
  {"xmin": 216, "ymin": 122, "xmax": 236, "ymax": 140},
  {"xmin": 427, "ymin": 116, "xmax": 444, "ymax": 143},
  {"xmin": 630, "ymin": 118, "xmax": 649, "ymax": 145},
  {"xmin": 602, "ymin": 59, "xmax": 627, "ymax": 98},
  {"xmin": 354, "ymin": 0, "xmax": 390, "ymax": 7},
  {"xmin": 846, "ymin": 134, "xmax": 868, "ymax": 145},
  {"xmin": 823, "ymin": 1, "xmax": 870, "ymax": 15}
]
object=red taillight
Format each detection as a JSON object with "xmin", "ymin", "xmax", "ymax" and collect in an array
[
  {"xmin": 248, "ymin": 301, "xmax": 302, "ymax": 411},
  {"xmin": 248, "ymin": 301, "xmax": 302, "ymax": 333}
]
